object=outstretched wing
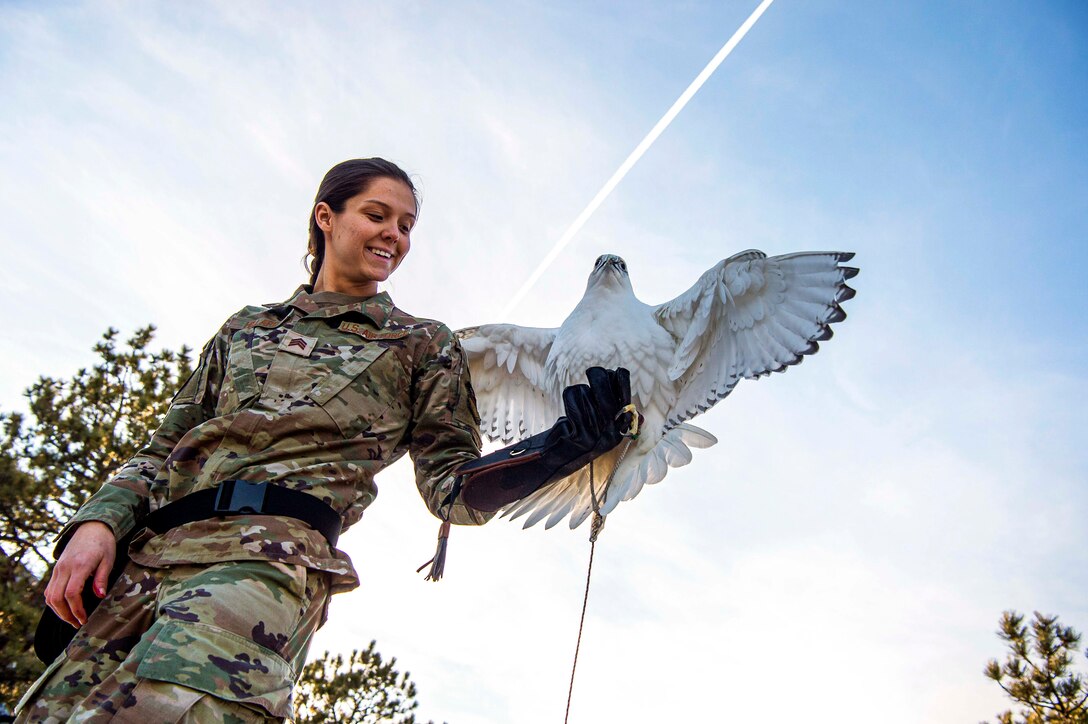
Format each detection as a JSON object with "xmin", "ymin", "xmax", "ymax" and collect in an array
[
  {"xmin": 654, "ymin": 250, "xmax": 858, "ymax": 429},
  {"xmin": 456, "ymin": 324, "xmax": 560, "ymax": 444}
]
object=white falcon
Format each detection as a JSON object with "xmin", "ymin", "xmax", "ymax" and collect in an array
[{"xmin": 457, "ymin": 250, "xmax": 858, "ymax": 529}]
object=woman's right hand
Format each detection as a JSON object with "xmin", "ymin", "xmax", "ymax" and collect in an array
[{"xmin": 44, "ymin": 521, "xmax": 117, "ymax": 628}]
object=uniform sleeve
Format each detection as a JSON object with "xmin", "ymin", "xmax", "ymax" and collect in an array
[
  {"xmin": 55, "ymin": 327, "xmax": 228, "ymax": 553},
  {"xmin": 408, "ymin": 324, "xmax": 492, "ymax": 526}
]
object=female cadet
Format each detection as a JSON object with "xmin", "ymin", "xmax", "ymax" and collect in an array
[{"xmin": 18, "ymin": 158, "xmax": 632, "ymax": 722}]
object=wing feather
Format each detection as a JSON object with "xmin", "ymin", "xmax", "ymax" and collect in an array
[
  {"xmin": 544, "ymin": 485, "xmax": 582, "ymax": 529},
  {"xmin": 654, "ymin": 250, "xmax": 857, "ymax": 429},
  {"xmin": 457, "ymin": 324, "xmax": 560, "ymax": 443}
]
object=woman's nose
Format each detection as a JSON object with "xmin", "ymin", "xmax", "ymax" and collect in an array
[{"xmin": 381, "ymin": 224, "xmax": 399, "ymax": 241}]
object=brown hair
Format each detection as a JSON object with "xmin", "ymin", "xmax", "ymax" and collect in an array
[{"xmin": 307, "ymin": 158, "xmax": 419, "ymax": 287}]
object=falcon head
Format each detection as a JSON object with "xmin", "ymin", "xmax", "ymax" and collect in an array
[{"xmin": 588, "ymin": 254, "xmax": 633, "ymax": 293}]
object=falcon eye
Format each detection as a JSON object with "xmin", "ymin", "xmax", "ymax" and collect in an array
[
  {"xmin": 619, "ymin": 261, "xmax": 627, "ymax": 271},
  {"xmin": 594, "ymin": 255, "xmax": 606, "ymax": 268}
]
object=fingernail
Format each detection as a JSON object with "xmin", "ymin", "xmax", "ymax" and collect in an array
[{"xmin": 95, "ymin": 583, "xmax": 105, "ymax": 597}]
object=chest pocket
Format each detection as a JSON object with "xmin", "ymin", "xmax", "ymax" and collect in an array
[
  {"xmin": 216, "ymin": 326, "xmax": 273, "ymax": 416},
  {"xmin": 308, "ymin": 344, "xmax": 408, "ymax": 439}
]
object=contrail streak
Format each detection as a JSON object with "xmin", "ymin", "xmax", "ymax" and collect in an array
[{"xmin": 501, "ymin": 0, "xmax": 775, "ymax": 317}]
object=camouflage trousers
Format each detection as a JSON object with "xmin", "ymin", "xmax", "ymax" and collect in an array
[{"xmin": 16, "ymin": 558, "xmax": 330, "ymax": 723}]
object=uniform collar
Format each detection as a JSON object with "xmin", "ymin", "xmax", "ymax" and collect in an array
[{"xmin": 280, "ymin": 285, "xmax": 394, "ymax": 328}]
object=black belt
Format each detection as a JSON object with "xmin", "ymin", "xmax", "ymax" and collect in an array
[
  {"xmin": 34, "ymin": 480, "xmax": 342, "ymax": 664},
  {"xmin": 146, "ymin": 480, "xmax": 343, "ymax": 547}
]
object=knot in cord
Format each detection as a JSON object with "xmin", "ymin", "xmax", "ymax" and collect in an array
[{"xmin": 589, "ymin": 510, "xmax": 605, "ymax": 544}]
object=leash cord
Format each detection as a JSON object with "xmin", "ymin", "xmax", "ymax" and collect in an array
[
  {"xmin": 564, "ymin": 436, "xmax": 634, "ymax": 723},
  {"xmin": 564, "ymin": 507, "xmax": 598, "ymax": 724}
]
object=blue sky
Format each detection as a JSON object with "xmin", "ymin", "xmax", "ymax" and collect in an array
[{"xmin": 1, "ymin": 2, "xmax": 1086, "ymax": 721}]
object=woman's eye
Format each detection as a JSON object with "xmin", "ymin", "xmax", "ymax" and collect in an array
[
  {"xmin": 399, "ymin": 225, "xmax": 411, "ymax": 234},
  {"xmin": 367, "ymin": 213, "xmax": 383, "ymax": 221}
]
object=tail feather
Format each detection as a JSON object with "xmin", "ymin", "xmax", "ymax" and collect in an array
[
  {"xmin": 503, "ymin": 422, "xmax": 719, "ymax": 529},
  {"xmin": 675, "ymin": 423, "xmax": 717, "ymax": 448},
  {"xmin": 543, "ymin": 484, "xmax": 582, "ymax": 529},
  {"xmin": 502, "ymin": 481, "xmax": 552, "ymax": 521},
  {"xmin": 659, "ymin": 434, "xmax": 693, "ymax": 467},
  {"xmin": 523, "ymin": 503, "xmax": 556, "ymax": 529},
  {"xmin": 568, "ymin": 498, "xmax": 595, "ymax": 529}
]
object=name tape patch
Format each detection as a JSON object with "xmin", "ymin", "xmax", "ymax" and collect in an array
[{"xmin": 338, "ymin": 321, "xmax": 409, "ymax": 340}]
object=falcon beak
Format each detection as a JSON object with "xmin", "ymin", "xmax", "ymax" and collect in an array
[
  {"xmin": 590, "ymin": 254, "xmax": 629, "ymax": 281},
  {"xmin": 606, "ymin": 257, "xmax": 627, "ymax": 274}
]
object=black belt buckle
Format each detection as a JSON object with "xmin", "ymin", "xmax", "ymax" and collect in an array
[{"xmin": 214, "ymin": 480, "xmax": 268, "ymax": 515}]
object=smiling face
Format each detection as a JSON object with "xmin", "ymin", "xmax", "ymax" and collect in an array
[{"xmin": 312, "ymin": 176, "xmax": 417, "ymax": 296}]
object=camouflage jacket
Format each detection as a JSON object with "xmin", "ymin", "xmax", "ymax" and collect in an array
[{"xmin": 61, "ymin": 286, "xmax": 490, "ymax": 592}]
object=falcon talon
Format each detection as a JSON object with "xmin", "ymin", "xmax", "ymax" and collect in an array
[{"xmin": 616, "ymin": 403, "xmax": 639, "ymax": 438}]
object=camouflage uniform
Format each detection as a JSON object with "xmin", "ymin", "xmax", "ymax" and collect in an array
[{"xmin": 17, "ymin": 287, "xmax": 490, "ymax": 722}]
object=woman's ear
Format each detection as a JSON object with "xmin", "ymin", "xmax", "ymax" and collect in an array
[{"xmin": 314, "ymin": 201, "xmax": 334, "ymax": 233}]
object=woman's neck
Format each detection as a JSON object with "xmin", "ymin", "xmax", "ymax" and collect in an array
[{"xmin": 312, "ymin": 273, "xmax": 379, "ymax": 297}]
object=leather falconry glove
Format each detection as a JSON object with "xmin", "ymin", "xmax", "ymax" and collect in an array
[
  {"xmin": 459, "ymin": 365, "xmax": 636, "ymax": 512},
  {"xmin": 418, "ymin": 366, "xmax": 637, "ymax": 580}
]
